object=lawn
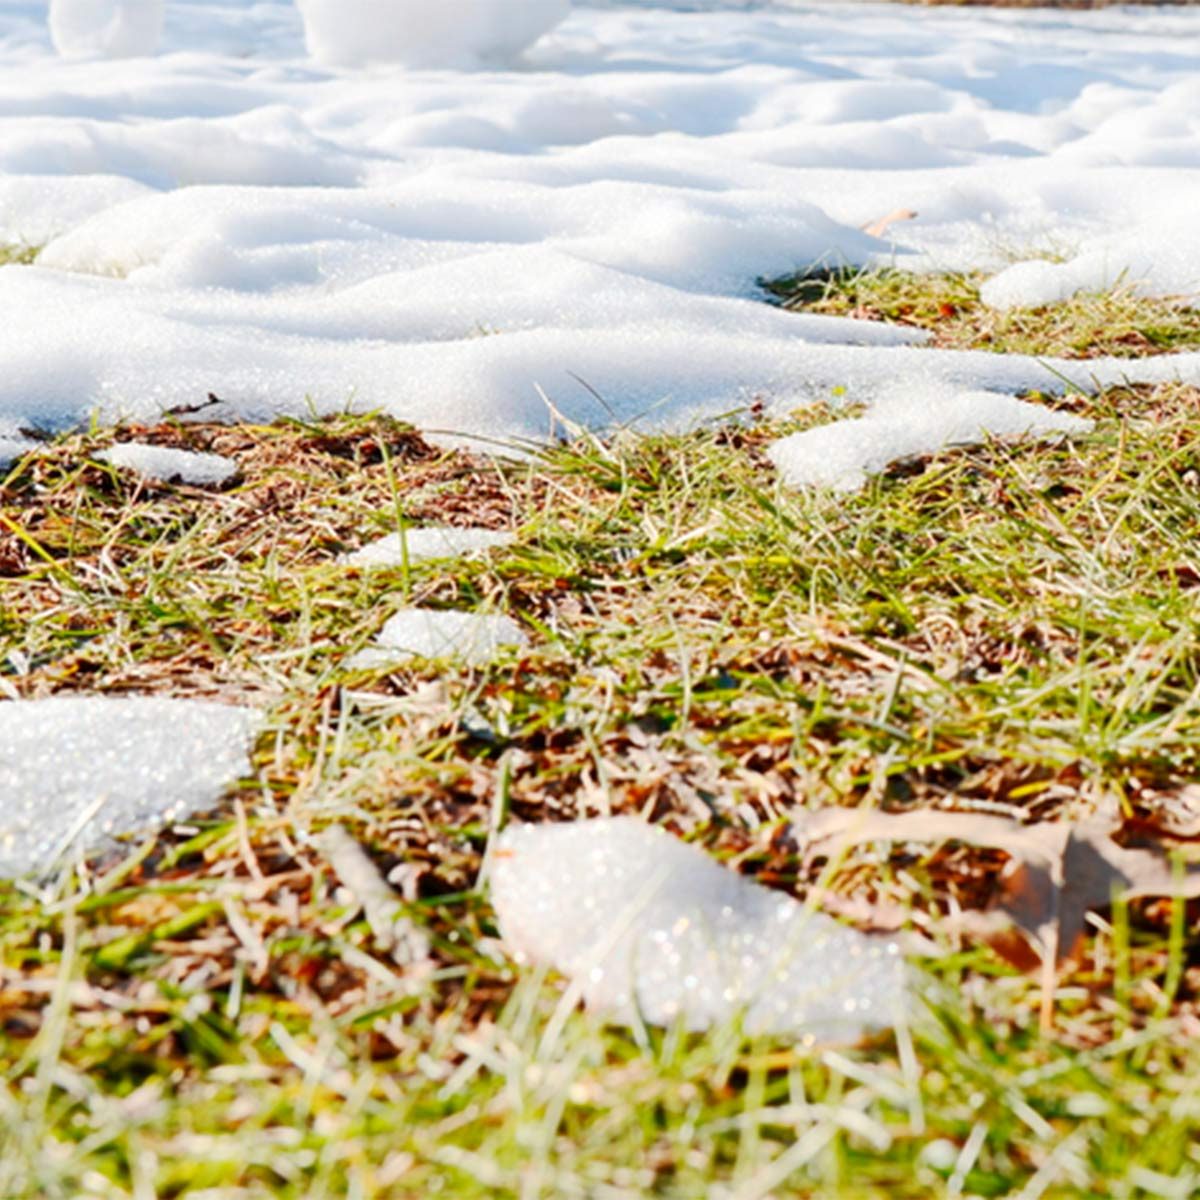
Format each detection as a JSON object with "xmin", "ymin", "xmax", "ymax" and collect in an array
[{"xmin": 2, "ymin": 267, "xmax": 1200, "ymax": 1197}]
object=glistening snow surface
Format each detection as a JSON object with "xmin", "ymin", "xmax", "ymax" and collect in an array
[
  {"xmin": 344, "ymin": 526, "xmax": 515, "ymax": 568},
  {"xmin": 2, "ymin": 0, "xmax": 1200, "ymax": 455},
  {"xmin": 491, "ymin": 817, "xmax": 907, "ymax": 1039},
  {"xmin": 0, "ymin": 697, "xmax": 258, "ymax": 877},
  {"xmin": 350, "ymin": 607, "xmax": 530, "ymax": 669},
  {"xmin": 98, "ymin": 442, "xmax": 239, "ymax": 485}
]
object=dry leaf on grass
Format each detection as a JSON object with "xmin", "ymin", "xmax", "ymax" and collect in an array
[
  {"xmin": 792, "ymin": 806, "xmax": 1200, "ymax": 1027},
  {"xmin": 860, "ymin": 208, "xmax": 918, "ymax": 239}
]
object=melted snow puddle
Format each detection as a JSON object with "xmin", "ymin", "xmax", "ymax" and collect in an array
[
  {"xmin": 344, "ymin": 526, "xmax": 514, "ymax": 569},
  {"xmin": 98, "ymin": 443, "xmax": 239, "ymax": 486},
  {"xmin": 769, "ymin": 386, "xmax": 1093, "ymax": 492},
  {"xmin": 0, "ymin": 696, "xmax": 259, "ymax": 877},
  {"xmin": 349, "ymin": 608, "xmax": 528, "ymax": 670},
  {"xmin": 491, "ymin": 817, "xmax": 906, "ymax": 1041}
]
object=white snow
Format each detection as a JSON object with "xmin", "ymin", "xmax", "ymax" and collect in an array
[
  {"xmin": 97, "ymin": 442, "xmax": 239, "ymax": 485},
  {"xmin": 295, "ymin": 0, "xmax": 569, "ymax": 68},
  {"xmin": 491, "ymin": 817, "xmax": 906, "ymax": 1039},
  {"xmin": 768, "ymin": 384, "xmax": 1094, "ymax": 491},
  {"xmin": 0, "ymin": 696, "xmax": 258, "ymax": 876},
  {"xmin": 0, "ymin": 435, "xmax": 37, "ymax": 471},
  {"xmin": 0, "ymin": 1, "xmax": 1197, "ymax": 449},
  {"xmin": 350, "ymin": 607, "xmax": 529, "ymax": 669},
  {"xmin": 345, "ymin": 525, "xmax": 514, "ymax": 569},
  {"xmin": 48, "ymin": 0, "xmax": 163, "ymax": 59}
]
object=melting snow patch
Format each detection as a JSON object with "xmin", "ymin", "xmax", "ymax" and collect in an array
[
  {"xmin": 0, "ymin": 696, "xmax": 259, "ymax": 877},
  {"xmin": 491, "ymin": 817, "xmax": 906, "ymax": 1041},
  {"xmin": 350, "ymin": 608, "xmax": 528, "ymax": 670},
  {"xmin": 97, "ymin": 443, "xmax": 239, "ymax": 486},
  {"xmin": 344, "ymin": 526, "xmax": 514, "ymax": 569},
  {"xmin": 768, "ymin": 387, "xmax": 1093, "ymax": 492}
]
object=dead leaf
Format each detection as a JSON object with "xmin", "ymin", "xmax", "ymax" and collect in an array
[
  {"xmin": 861, "ymin": 208, "xmax": 918, "ymax": 239},
  {"xmin": 792, "ymin": 806, "xmax": 1200, "ymax": 1029}
]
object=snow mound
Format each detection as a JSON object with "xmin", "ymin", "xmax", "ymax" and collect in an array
[
  {"xmin": 0, "ymin": 696, "xmax": 259, "ymax": 877},
  {"xmin": 345, "ymin": 526, "xmax": 514, "ymax": 569},
  {"xmin": 295, "ymin": 0, "xmax": 568, "ymax": 68},
  {"xmin": 98, "ymin": 443, "xmax": 239, "ymax": 486},
  {"xmin": 981, "ymin": 212, "xmax": 1200, "ymax": 311},
  {"xmin": 350, "ymin": 607, "xmax": 528, "ymax": 670},
  {"xmin": 49, "ymin": 0, "xmax": 163, "ymax": 59},
  {"xmin": 491, "ymin": 817, "xmax": 907, "ymax": 1039},
  {"xmin": 768, "ymin": 386, "xmax": 1093, "ymax": 492}
]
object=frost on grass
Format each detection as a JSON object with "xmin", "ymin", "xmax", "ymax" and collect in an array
[
  {"xmin": 0, "ymin": 696, "xmax": 258, "ymax": 877},
  {"xmin": 349, "ymin": 608, "xmax": 528, "ymax": 670},
  {"xmin": 491, "ymin": 817, "xmax": 906, "ymax": 1041},
  {"xmin": 343, "ymin": 526, "xmax": 514, "ymax": 569},
  {"xmin": 97, "ymin": 442, "xmax": 239, "ymax": 486},
  {"xmin": 768, "ymin": 385, "xmax": 1093, "ymax": 492}
]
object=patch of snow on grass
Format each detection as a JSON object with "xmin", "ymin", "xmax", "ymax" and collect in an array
[
  {"xmin": 768, "ymin": 386, "xmax": 1093, "ymax": 492},
  {"xmin": 491, "ymin": 817, "xmax": 907, "ymax": 1039},
  {"xmin": 344, "ymin": 526, "xmax": 514, "ymax": 569},
  {"xmin": 350, "ymin": 608, "xmax": 528, "ymax": 670},
  {"xmin": 0, "ymin": 696, "xmax": 259, "ymax": 877},
  {"xmin": 98, "ymin": 442, "xmax": 239, "ymax": 485}
]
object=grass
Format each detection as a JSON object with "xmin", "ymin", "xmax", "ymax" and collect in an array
[
  {"xmin": 765, "ymin": 266, "xmax": 1200, "ymax": 358},
  {"xmin": 2, "ymin": 276, "xmax": 1200, "ymax": 1195},
  {"xmin": 0, "ymin": 243, "xmax": 39, "ymax": 267}
]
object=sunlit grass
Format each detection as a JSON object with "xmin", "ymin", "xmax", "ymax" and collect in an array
[
  {"xmin": 765, "ymin": 266, "xmax": 1200, "ymax": 358},
  {"xmin": 1, "ymin": 301, "xmax": 1199, "ymax": 1192}
]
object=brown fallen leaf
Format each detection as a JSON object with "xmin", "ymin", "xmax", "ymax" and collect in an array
[
  {"xmin": 861, "ymin": 208, "xmax": 918, "ymax": 239},
  {"xmin": 792, "ymin": 806, "xmax": 1200, "ymax": 1030}
]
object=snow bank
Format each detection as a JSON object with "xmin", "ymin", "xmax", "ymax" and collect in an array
[
  {"xmin": 981, "ymin": 206, "xmax": 1200, "ymax": 310},
  {"xmin": 295, "ymin": 0, "xmax": 568, "ymax": 68},
  {"xmin": 768, "ymin": 385, "xmax": 1093, "ymax": 492},
  {"xmin": 345, "ymin": 526, "xmax": 514, "ymax": 569},
  {"xmin": 350, "ymin": 607, "xmax": 528, "ymax": 669},
  {"xmin": 98, "ymin": 442, "xmax": 239, "ymax": 485},
  {"xmin": 49, "ymin": 0, "xmax": 163, "ymax": 59},
  {"xmin": 491, "ymin": 817, "xmax": 906, "ymax": 1039},
  {"xmin": 0, "ymin": 696, "xmax": 258, "ymax": 877},
  {"xmin": 0, "ymin": 2, "xmax": 1197, "ymax": 444}
]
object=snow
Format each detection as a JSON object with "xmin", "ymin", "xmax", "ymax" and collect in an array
[
  {"xmin": 4, "ymin": 3, "xmax": 1200, "ymax": 853},
  {"xmin": 98, "ymin": 442, "xmax": 239, "ymax": 485},
  {"xmin": 491, "ymin": 817, "xmax": 906, "ymax": 1039},
  {"xmin": 0, "ymin": 435, "xmax": 36, "ymax": 470},
  {"xmin": 768, "ymin": 384, "xmax": 1093, "ymax": 492},
  {"xmin": 350, "ymin": 607, "xmax": 529, "ymax": 669},
  {"xmin": 345, "ymin": 526, "xmax": 514, "ymax": 569},
  {"xmin": 0, "ymin": 696, "xmax": 258, "ymax": 877},
  {"xmin": 48, "ymin": 0, "xmax": 163, "ymax": 59},
  {"xmin": 0, "ymin": 0, "xmax": 1196, "ymax": 449},
  {"xmin": 294, "ymin": 0, "xmax": 569, "ymax": 68}
]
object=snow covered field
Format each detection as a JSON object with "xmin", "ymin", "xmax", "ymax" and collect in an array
[{"xmin": 1, "ymin": 0, "xmax": 1199, "ymax": 451}]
